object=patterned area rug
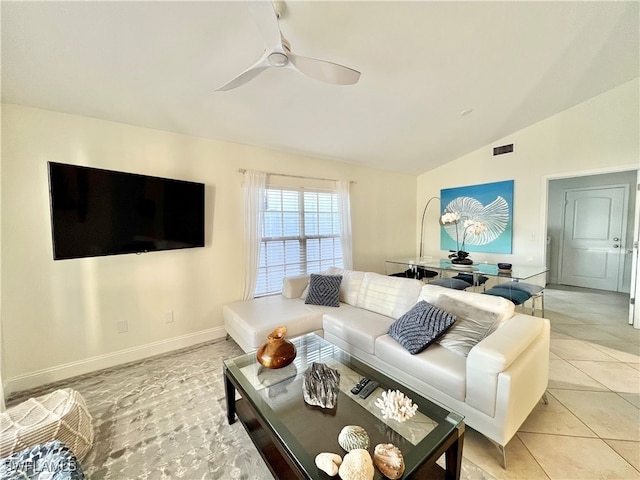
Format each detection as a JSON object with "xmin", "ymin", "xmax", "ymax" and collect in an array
[{"xmin": 7, "ymin": 339, "xmax": 495, "ymax": 479}]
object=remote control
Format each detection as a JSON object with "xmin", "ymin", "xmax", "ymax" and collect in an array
[
  {"xmin": 351, "ymin": 377, "xmax": 370, "ymax": 394},
  {"xmin": 358, "ymin": 380, "xmax": 379, "ymax": 399}
]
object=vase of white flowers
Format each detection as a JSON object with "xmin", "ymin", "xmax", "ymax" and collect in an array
[
  {"xmin": 450, "ymin": 250, "xmax": 472, "ymax": 265},
  {"xmin": 441, "ymin": 215, "xmax": 488, "ymax": 265}
]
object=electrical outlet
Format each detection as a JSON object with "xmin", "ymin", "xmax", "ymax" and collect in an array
[
  {"xmin": 165, "ymin": 311, "xmax": 174, "ymax": 324},
  {"xmin": 117, "ymin": 321, "xmax": 128, "ymax": 333}
]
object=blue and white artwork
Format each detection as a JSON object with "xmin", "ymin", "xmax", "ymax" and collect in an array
[{"xmin": 440, "ymin": 180, "xmax": 514, "ymax": 254}]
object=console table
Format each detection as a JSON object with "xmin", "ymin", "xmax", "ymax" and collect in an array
[
  {"xmin": 386, "ymin": 258, "xmax": 549, "ymax": 316},
  {"xmin": 385, "ymin": 257, "xmax": 549, "ymax": 283}
]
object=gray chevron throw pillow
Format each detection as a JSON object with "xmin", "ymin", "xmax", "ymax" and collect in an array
[
  {"xmin": 388, "ymin": 301, "xmax": 457, "ymax": 354},
  {"xmin": 304, "ymin": 274, "xmax": 343, "ymax": 307}
]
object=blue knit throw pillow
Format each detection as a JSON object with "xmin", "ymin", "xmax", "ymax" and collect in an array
[
  {"xmin": 304, "ymin": 274, "xmax": 343, "ymax": 307},
  {"xmin": 388, "ymin": 301, "xmax": 457, "ymax": 354},
  {"xmin": 0, "ymin": 440, "xmax": 85, "ymax": 479}
]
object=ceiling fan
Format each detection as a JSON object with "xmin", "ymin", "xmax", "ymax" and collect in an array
[{"xmin": 215, "ymin": 1, "xmax": 361, "ymax": 91}]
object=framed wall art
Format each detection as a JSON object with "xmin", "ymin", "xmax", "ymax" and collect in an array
[{"xmin": 440, "ymin": 180, "xmax": 514, "ymax": 254}]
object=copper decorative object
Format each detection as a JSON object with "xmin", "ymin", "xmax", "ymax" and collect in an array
[{"xmin": 256, "ymin": 326, "xmax": 296, "ymax": 369}]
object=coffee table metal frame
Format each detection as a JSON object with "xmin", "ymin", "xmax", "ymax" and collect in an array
[{"xmin": 224, "ymin": 333, "xmax": 464, "ymax": 480}]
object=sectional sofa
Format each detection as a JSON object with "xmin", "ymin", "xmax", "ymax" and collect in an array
[{"xmin": 223, "ymin": 267, "xmax": 550, "ymax": 466}]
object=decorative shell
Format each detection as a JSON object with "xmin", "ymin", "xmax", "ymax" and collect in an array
[
  {"xmin": 373, "ymin": 443, "xmax": 405, "ymax": 480},
  {"xmin": 338, "ymin": 425, "xmax": 370, "ymax": 452},
  {"xmin": 315, "ymin": 452, "xmax": 342, "ymax": 476},
  {"xmin": 374, "ymin": 389, "xmax": 418, "ymax": 423},
  {"xmin": 338, "ymin": 449, "xmax": 374, "ymax": 480}
]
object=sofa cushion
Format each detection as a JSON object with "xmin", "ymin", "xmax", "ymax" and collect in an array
[
  {"xmin": 387, "ymin": 301, "xmax": 457, "ymax": 354},
  {"xmin": 282, "ymin": 274, "xmax": 310, "ymax": 299},
  {"xmin": 434, "ymin": 294, "xmax": 503, "ymax": 357},
  {"xmin": 375, "ymin": 335, "xmax": 467, "ymax": 401},
  {"xmin": 224, "ymin": 296, "xmax": 336, "ymax": 351},
  {"xmin": 419, "ymin": 284, "xmax": 515, "ymax": 323},
  {"xmin": 326, "ymin": 267, "xmax": 366, "ymax": 306},
  {"xmin": 356, "ymin": 272, "xmax": 423, "ymax": 319},
  {"xmin": 305, "ymin": 274, "xmax": 343, "ymax": 307},
  {"xmin": 323, "ymin": 307, "xmax": 395, "ymax": 355}
]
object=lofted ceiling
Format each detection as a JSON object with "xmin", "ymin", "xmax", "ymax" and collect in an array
[{"xmin": 2, "ymin": 1, "xmax": 638, "ymax": 175}]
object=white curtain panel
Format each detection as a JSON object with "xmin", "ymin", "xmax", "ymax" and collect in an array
[
  {"xmin": 337, "ymin": 180, "xmax": 353, "ymax": 269},
  {"xmin": 242, "ymin": 170, "xmax": 267, "ymax": 300}
]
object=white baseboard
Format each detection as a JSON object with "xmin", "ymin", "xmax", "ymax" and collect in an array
[{"xmin": 4, "ymin": 327, "xmax": 227, "ymax": 397}]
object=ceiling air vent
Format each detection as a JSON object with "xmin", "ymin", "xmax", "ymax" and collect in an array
[{"xmin": 493, "ymin": 144, "xmax": 514, "ymax": 156}]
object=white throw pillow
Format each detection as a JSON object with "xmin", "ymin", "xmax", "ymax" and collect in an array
[{"xmin": 433, "ymin": 294, "xmax": 503, "ymax": 357}]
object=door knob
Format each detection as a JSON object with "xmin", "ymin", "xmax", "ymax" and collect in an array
[
  {"xmin": 613, "ymin": 244, "xmax": 620, "ymax": 248},
  {"xmin": 613, "ymin": 237, "xmax": 620, "ymax": 241}
]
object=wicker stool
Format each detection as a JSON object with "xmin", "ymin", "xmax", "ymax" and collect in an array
[{"xmin": 0, "ymin": 388, "xmax": 94, "ymax": 461}]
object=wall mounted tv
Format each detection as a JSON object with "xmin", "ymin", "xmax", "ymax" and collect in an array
[{"xmin": 48, "ymin": 162, "xmax": 205, "ymax": 260}]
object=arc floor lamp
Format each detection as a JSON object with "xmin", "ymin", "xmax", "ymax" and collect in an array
[{"xmin": 419, "ymin": 196, "xmax": 442, "ymax": 259}]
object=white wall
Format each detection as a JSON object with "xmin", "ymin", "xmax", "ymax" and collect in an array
[
  {"xmin": 0, "ymin": 104, "xmax": 416, "ymax": 394},
  {"xmin": 417, "ymin": 79, "xmax": 640, "ymax": 271}
]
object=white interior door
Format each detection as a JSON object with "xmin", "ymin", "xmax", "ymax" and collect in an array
[{"xmin": 560, "ymin": 186, "xmax": 627, "ymax": 291}]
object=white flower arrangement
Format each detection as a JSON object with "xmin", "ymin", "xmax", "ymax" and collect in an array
[
  {"xmin": 440, "ymin": 211, "xmax": 460, "ymax": 225},
  {"xmin": 374, "ymin": 389, "xmax": 418, "ymax": 423},
  {"xmin": 463, "ymin": 219, "xmax": 488, "ymax": 236},
  {"xmin": 440, "ymin": 211, "xmax": 488, "ymax": 257}
]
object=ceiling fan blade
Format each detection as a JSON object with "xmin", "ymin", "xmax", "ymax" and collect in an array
[
  {"xmin": 245, "ymin": 0, "xmax": 282, "ymax": 49},
  {"xmin": 287, "ymin": 52, "xmax": 361, "ymax": 85},
  {"xmin": 215, "ymin": 55, "xmax": 271, "ymax": 91}
]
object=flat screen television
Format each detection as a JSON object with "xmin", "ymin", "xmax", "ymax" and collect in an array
[{"xmin": 48, "ymin": 162, "xmax": 205, "ymax": 260}]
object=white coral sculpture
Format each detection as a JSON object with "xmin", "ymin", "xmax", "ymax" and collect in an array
[{"xmin": 374, "ymin": 389, "xmax": 418, "ymax": 423}]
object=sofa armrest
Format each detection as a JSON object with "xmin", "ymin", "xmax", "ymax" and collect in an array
[
  {"xmin": 282, "ymin": 274, "xmax": 310, "ymax": 299},
  {"xmin": 465, "ymin": 314, "xmax": 549, "ymax": 417}
]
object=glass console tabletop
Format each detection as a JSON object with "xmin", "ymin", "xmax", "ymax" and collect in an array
[
  {"xmin": 386, "ymin": 257, "xmax": 548, "ymax": 282},
  {"xmin": 224, "ymin": 333, "xmax": 464, "ymax": 480}
]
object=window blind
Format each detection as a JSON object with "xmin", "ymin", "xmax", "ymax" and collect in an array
[{"xmin": 255, "ymin": 187, "xmax": 344, "ymax": 296}]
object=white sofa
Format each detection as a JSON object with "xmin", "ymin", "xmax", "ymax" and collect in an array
[{"xmin": 223, "ymin": 267, "xmax": 550, "ymax": 466}]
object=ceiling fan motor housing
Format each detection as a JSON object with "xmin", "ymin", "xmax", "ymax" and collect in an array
[{"xmin": 268, "ymin": 51, "xmax": 288, "ymax": 67}]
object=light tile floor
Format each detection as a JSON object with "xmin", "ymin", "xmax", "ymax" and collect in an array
[{"xmin": 464, "ymin": 284, "xmax": 640, "ymax": 480}]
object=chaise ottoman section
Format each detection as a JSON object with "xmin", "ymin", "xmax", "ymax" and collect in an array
[{"xmin": 223, "ymin": 295, "xmax": 351, "ymax": 352}]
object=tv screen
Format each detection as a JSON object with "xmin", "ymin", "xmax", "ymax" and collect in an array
[{"xmin": 48, "ymin": 162, "xmax": 205, "ymax": 260}]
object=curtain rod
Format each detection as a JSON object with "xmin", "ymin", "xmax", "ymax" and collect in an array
[{"xmin": 238, "ymin": 168, "xmax": 355, "ymax": 184}]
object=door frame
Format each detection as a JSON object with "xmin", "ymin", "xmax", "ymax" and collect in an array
[
  {"xmin": 541, "ymin": 165, "xmax": 639, "ymax": 329},
  {"xmin": 631, "ymin": 185, "xmax": 640, "ymax": 327},
  {"xmin": 557, "ymin": 183, "xmax": 629, "ymax": 292}
]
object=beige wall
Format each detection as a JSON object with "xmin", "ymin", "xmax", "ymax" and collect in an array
[
  {"xmin": 1, "ymin": 104, "xmax": 416, "ymax": 393},
  {"xmin": 417, "ymin": 79, "xmax": 640, "ymax": 270}
]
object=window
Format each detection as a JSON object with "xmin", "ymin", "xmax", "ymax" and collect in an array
[{"xmin": 255, "ymin": 187, "xmax": 343, "ymax": 296}]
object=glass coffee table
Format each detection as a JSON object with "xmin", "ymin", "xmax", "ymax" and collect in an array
[{"xmin": 224, "ymin": 334, "xmax": 464, "ymax": 480}]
